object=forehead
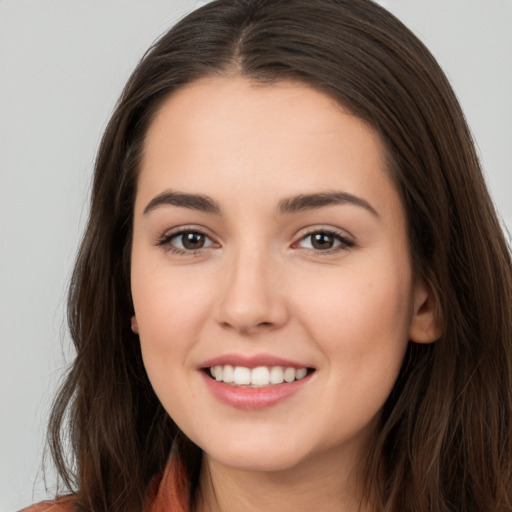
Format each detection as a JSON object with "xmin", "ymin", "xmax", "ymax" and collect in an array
[
  {"xmin": 144, "ymin": 77, "xmax": 378, "ymax": 154},
  {"xmin": 137, "ymin": 76, "xmax": 400, "ymax": 221}
]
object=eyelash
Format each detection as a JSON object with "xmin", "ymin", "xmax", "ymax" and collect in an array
[
  {"xmin": 156, "ymin": 227, "xmax": 355, "ymax": 256},
  {"xmin": 157, "ymin": 228, "xmax": 217, "ymax": 256},
  {"xmin": 294, "ymin": 229, "xmax": 355, "ymax": 253}
]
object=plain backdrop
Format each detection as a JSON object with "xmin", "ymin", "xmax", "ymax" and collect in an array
[{"xmin": 1, "ymin": 1, "xmax": 511, "ymax": 510}]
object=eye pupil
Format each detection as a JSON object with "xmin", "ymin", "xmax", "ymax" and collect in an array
[
  {"xmin": 182, "ymin": 232, "xmax": 205, "ymax": 250},
  {"xmin": 311, "ymin": 233, "xmax": 334, "ymax": 250}
]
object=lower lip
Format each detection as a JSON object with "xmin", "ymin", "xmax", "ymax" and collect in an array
[{"xmin": 201, "ymin": 371, "xmax": 313, "ymax": 410}]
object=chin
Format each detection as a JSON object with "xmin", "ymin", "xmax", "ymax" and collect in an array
[
  {"xmin": 198, "ymin": 434, "xmax": 310, "ymax": 473},
  {"xmin": 208, "ymin": 449, "xmax": 305, "ymax": 473}
]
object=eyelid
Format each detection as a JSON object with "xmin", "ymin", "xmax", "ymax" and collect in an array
[
  {"xmin": 155, "ymin": 224, "xmax": 354, "ymax": 255},
  {"xmin": 292, "ymin": 226, "xmax": 355, "ymax": 252},
  {"xmin": 156, "ymin": 225, "xmax": 220, "ymax": 254}
]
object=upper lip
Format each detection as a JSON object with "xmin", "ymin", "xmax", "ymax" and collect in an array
[{"xmin": 200, "ymin": 353, "xmax": 313, "ymax": 370}]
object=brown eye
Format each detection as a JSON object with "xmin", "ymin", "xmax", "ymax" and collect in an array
[
  {"xmin": 311, "ymin": 233, "xmax": 335, "ymax": 250},
  {"xmin": 181, "ymin": 232, "xmax": 206, "ymax": 250},
  {"xmin": 162, "ymin": 230, "xmax": 215, "ymax": 253},
  {"xmin": 297, "ymin": 231, "xmax": 354, "ymax": 252}
]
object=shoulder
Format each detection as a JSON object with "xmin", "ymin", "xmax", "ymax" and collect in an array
[{"xmin": 18, "ymin": 496, "xmax": 76, "ymax": 512}]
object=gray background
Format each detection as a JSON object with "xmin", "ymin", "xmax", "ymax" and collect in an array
[{"xmin": 1, "ymin": 1, "xmax": 510, "ymax": 510}]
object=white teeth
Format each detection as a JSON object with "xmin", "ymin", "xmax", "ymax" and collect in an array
[
  {"xmin": 284, "ymin": 367, "xmax": 296, "ymax": 383},
  {"xmin": 208, "ymin": 365, "xmax": 310, "ymax": 387},
  {"xmin": 214, "ymin": 365, "xmax": 223, "ymax": 381},
  {"xmin": 222, "ymin": 364, "xmax": 234, "ymax": 383},
  {"xmin": 269, "ymin": 366, "xmax": 284, "ymax": 384},
  {"xmin": 233, "ymin": 366, "xmax": 251, "ymax": 385},
  {"xmin": 296, "ymin": 368, "xmax": 307, "ymax": 380},
  {"xmin": 251, "ymin": 366, "xmax": 270, "ymax": 386}
]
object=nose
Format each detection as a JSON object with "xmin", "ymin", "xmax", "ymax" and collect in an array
[{"xmin": 215, "ymin": 249, "xmax": 289, "ymax": 335}]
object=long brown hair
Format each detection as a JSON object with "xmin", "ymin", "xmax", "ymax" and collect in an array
[{"xmin": 48, "ymin": 1, "xmax": 512, "ymax": 511}]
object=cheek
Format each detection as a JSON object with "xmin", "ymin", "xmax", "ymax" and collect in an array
[
  {"xmin": 132, "ymin": 252, "xmax": 212, "ymax": 332},
  {"xmin": 295, "ymin": 261, "xmax": 413, "ymax": 377},
  {"xmin": 132, "ymin": 266, "xmax": 213, "ymax": 425},
  {"xmin": 131, "ymin": 254, "xmax": 215, "ymax": 379}
]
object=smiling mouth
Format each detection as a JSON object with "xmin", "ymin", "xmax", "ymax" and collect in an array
[{"xmin": 205, "ymin": 365, "xmax": 315, "ymax": 388}]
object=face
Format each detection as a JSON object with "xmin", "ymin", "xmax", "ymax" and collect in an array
[{"xmin": 131, "ymin": 76, "xmax": 436, "ymax": 475}]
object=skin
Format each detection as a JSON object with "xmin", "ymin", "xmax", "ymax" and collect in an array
[{"xmin": 130, "ymin": 76, "xmax": 439, "ymax": 512}]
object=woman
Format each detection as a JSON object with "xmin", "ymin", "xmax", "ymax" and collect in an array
[{"xmin": 23, "ymin": 0, "xmax": 512, "ymax": 511}]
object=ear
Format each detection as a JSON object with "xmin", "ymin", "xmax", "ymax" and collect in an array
[
  {"xmin": 409, "ymin": 278, "xmax": 442, "ymax": 344},
  {"xmin": 130, "ymin": 315, "xmax": 139, "ymax": 334}
]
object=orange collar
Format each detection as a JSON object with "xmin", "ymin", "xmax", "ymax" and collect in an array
[{"xmin": 145, "ymin": 454, "xmax": 191, "ymax": 512}]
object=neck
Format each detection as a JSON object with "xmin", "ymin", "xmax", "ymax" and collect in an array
[{"xmin": 193, "ymin": 447, "xmax": 373, "ymax": 512}]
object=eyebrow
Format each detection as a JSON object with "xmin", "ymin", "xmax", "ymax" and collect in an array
[
  {"xmin": 143, "ymin": 189, "xmax": 379, "ymax": 218},
  {"xmin": 278, "ymin": 191, "xmax": 379, "ymax": 217},
  {"xmin": 143, "ymin": 190, "xmax": 220, "ymax": 215}
]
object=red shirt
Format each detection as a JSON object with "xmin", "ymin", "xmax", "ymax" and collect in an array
[{"xmin": 20, "ymin": 455, "xmax": 190, "ymax": 512}]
